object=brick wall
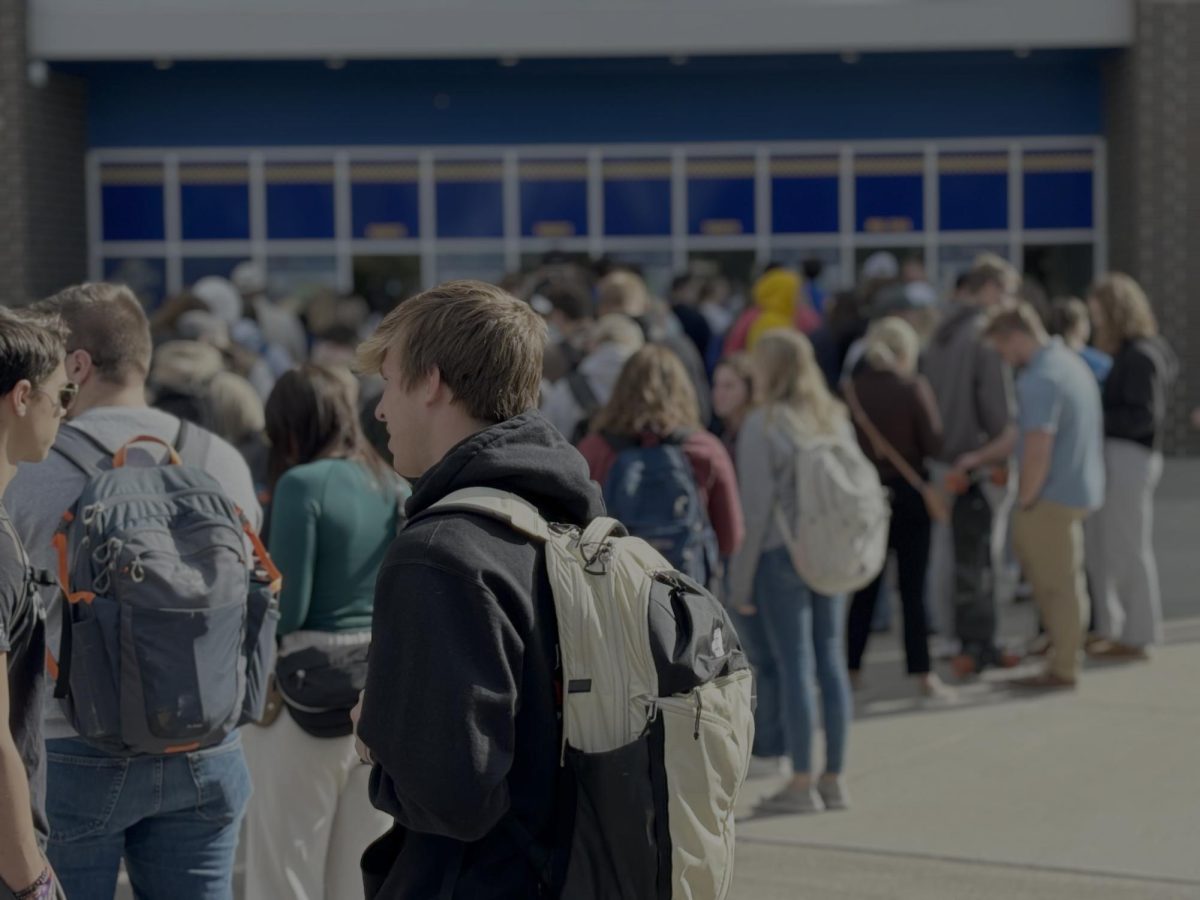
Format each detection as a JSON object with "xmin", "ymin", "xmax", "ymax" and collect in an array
[
  {"xmin": 0, "ymin": 0, "xmax": 88, "ymax": 306},
  {"xmin": 1106, "ymin": 0, "xmax": 1200, "ymax": 454},
  {"xmin": 0, "ymin": 0, "xmax": 31, "ymax": 305},
  {"xmin": 25, "ymin": 69, "xmax": 88, "ymax": 300}
]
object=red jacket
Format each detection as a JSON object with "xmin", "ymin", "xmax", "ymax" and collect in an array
[
  {"xmin": 577, "ymin": 430, "xmax": 745, "ymax": 558},
  {"xmin": 722, "ymin": 305, "xmax": 823, "ymax": 357}
]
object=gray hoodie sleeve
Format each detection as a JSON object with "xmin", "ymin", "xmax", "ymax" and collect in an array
[
  {"xmin": 727, "ymin": 410, "xmax": 776, "ymax": 609},
  {"xmin": 975, "ymin": 340, "xmax": 1016, "ymax": 441}
]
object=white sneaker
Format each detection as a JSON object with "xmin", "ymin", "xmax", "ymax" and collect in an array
[
  {"xmin": 757, "ymin": 784, "xmax": 825, "ymax": 814},
  {"xmin": 746, "ymin": 756, "xmax": 787, "ymax": 779},
  {"xmin": 817, "ymin": 776, "xmax": 850, "ymax": 811},
  {"xmin": 919, "ymin": 674, "xmax": 957, "ymax": 703}
]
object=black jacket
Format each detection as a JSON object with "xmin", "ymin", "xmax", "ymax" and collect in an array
[
  {"xmin": 1102, "ymin": 337, "xmax": 1178, "ymax": 449},
  {"xmin": 358, "ymin": 411, "xmax": 604, "ymax": 899}
]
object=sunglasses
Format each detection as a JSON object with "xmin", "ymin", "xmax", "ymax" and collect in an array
[{"xmin": 34, "ymin": 381, "xmax": 79, "ymax": 415}]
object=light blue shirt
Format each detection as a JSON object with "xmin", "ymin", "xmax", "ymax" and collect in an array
[
  {"xmin": 1078, "ymin": 345, "xmax": 1113, "ymax": 385},
  {"xmin": 1016, "ymin": 338, "xmax": 1105, "ymax": 511}
]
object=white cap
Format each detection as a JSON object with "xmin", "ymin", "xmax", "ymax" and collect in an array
[
  {"xmin": 860, "ymin": 251, "xmax": 900, "ymax": 282},
  {"xmin": 231, "ymin": 260, "xmax": 267, "ymax": 297},
  {"xmin": 192, "ymin": 276, "xmax": 243, "ymax": 326}
]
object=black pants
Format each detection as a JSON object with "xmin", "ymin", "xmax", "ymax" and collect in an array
[{"xmin": 848, "ymin": 479, "xmax": 933, "ymax": 675}]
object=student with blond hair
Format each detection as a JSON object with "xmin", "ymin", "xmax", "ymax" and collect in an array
[
  {"xmin": 540, "ymin": 313, "xmax": 643, "ymax": 442},
  {"xmin": 1086, "ymin": 274, "xmax": 1177, "ymax": 661},
  {"xmin": 844, "ymin": 317, "xmax": 949, "ymax": 698},
  {"xmin": 728, "ymin": 329, "xmax": 854, "ymax": 813},
  {"xmin": 596, "ymin": 267, "xmax": 712, "ymax": 424},
  {"xmin": 984, "ymin": 304, "xmax": 1104, "ymax": 689}
]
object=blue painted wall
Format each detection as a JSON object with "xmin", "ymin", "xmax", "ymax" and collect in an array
[{"xmin": 66, "ymin": 51, "xmax": 1107, "ymax": 148}]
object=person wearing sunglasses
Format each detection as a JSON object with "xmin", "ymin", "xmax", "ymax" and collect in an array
[
  {"xmin": 0, "ymin": 307, "xmax": 72, "ymax": 900},
  {"xmin": 5, "ymin": 284, "xmax": 262, "ymax": 900}
]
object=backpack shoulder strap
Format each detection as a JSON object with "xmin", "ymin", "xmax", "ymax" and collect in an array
[
  {"xmin": 426, "ymin": 488, "xmax": 554, "ymax": 543},
  {"xmin": 426, "ymin": 488, "xmax": 626, "ymax": 564},
  {"xmin": 51, "ymin": 424, "xmax": 112, "ymax": 478},
  {"xmin": 843, "ymin": 380, "xmax": 928, "ymax": 495},
  {"xmin": 565, "ymin": 371, "xmax": 600, "ymax": 413},
  {"xmin": 173, "ymin": 419, "xmax": 214, "ymax": 468}
]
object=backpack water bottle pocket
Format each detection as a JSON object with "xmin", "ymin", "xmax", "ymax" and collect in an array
[
  {"xmin": 240, "ymin": 576, "xmax": 280, "ymax": 725},
  {"xmin": 560, "ymin": 731, "xmax": 664, "ymax": 900},
  {"xmin": 64, "ymin": 600, "xmax": 122, "ymax": 741},
  {"xmin": 654, "ymin": 668, "xmax": 755, "ymax": 899},
  {"xmin": 123, "ymin": 599, "xmax": 245, "ymax": 747}
]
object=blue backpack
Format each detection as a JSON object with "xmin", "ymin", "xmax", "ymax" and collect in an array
[
  {"xmin": 600, "ymin": 433, "xmax": 718, "ymax": 586},
  {"xmin": 48, "ymin": 423, "xmax": 280, "ymax": 756}
]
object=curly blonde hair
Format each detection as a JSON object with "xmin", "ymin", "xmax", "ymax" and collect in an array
[
  {"xmin": 591, "ymin": 345, "xmax": 700, "ymax": 437},
  {"xmin": 1088, "ymin": 272, "xmax": 1157, "ymax": 355},
  {"xmin": 752, "ymin": 329, "xmax": 845, "ymax": 436}
]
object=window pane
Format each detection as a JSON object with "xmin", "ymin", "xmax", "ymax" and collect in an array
[{"xmin": 103, "ymin": 257, "xmax": 167, "ymax": 310}]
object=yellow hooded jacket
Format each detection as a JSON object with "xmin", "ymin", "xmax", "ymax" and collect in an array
[{"xmin": 747, "ymin": 268, "xmax": 801, "ymax": 349}]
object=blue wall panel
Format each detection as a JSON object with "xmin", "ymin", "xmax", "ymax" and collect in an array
[
  {"xmin": 772, "ymin": 177, "xmax": 839, "ymax": 233},
  {"xmin": 688, "ymin": 178, "xmax": 754, "ymax": 236},
  {"xmin": 436, "ymin": 181, "xmax": 504, "ymax": 238},
  {"xmin": 102, "ymin": 185, "xmax": 164, "ymax": 241},
  {"xmin": 521, "ymin": 180, "xmax": 587, "ymax": 237},
  {"xmin": 267, "ymin": 183, "xmax": 335, "ymax": 238},
  {"xmin": 855, "ymin": 175, "xmax": 924, "ymax": 233},
  {"xmin": 604, "ymin": 178, "xmax": 671, "ymax": 236},
  {"xmin": 181, "ymin": 183, "xmax": 250, "ymax": 240},
  {"xmin": 1024, "ymin": 171, "xmax": 1093, "ymax": 229},
  {"xmin": 352, "ymin": 182, "xmax": 420, "ymax": 238},
  {"xmin": 76, "ymin": 52, "xmax": 1105, "ymax": 148},
  {"xmin": 939, "ymin": 173, "xmax": 1007, "ymax": 231}
]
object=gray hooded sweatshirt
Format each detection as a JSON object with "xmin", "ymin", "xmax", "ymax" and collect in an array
[{"xmin": 920, "ymin": 304, "xmax": 1015, "ymax": 464}]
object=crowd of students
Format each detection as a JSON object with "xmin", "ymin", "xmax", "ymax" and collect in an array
[{"xmin": 0, "ymin": 249, "xmax": 1182, "ymax": 898}]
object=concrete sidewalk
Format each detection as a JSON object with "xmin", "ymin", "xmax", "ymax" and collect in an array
[
  {"xmin": 108, "ymin": 461, "xmax": 1197, "ymax": 898},
  {"xmin": 729, "ymin": 459, "xmax": 1200, "ymax": 899}
]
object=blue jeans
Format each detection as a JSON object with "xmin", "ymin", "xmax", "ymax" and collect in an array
[
  {"xmin": 736, "ymin": 547, "xmax": 851, "ymax": 775},
  {"xmin": 45, "ymin": 733, "xmax": 251, "ymax": 900}
]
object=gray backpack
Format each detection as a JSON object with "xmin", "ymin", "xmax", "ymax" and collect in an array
[{"xmin": 49, "ymin": 424, "xmax": 280, "ymax": 755}]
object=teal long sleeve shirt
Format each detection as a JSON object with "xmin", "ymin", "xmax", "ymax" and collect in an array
[{"xmin": 267, "ymin": 458, "xmax": 405, "ymax": 635}]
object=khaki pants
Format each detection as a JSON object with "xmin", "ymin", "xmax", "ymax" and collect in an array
[{"xmin": 1012, "ymin": 500, "xmax": 1089, "ymax": 682}]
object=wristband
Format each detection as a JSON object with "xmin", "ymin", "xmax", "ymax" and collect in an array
[{"xmin": 14, "ymin": 867, "xmax": 54, "ymax": 900}]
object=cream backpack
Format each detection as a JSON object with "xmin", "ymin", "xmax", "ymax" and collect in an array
[
  {"xmin": 430, "ymin": 487, "xmax": 755, "ymax": 900},
  {"xmin": 772, "ymin": 413, "xmax": 891, "ymax": 596}
]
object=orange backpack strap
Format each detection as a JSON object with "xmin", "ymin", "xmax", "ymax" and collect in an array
[
  {"xmin": 113, "ymin": 435, "xmax": 182, "ymax": 469},
  {"xmin": 236, "ymin": 507, "xmax": 282, "ymax": 595},
  {"xmin": 49, "ymin": 510, "xmax": 93, "ymax": 700},
  {"xmin": 51, "ymin": 512, "xmax": 94, "ymax": 606}
]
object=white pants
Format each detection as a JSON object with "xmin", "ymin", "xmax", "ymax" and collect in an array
[
  {"xmin": 1086, "ymin": 439, "xmax": 1164, "ymax": 647},
  {"xmin": 243, "ymin": 709, "xmax": 391, "ymax": 900},
  {"xmin": 927, "ymin": 461, "xmax": 1016, "ymax": 639}
]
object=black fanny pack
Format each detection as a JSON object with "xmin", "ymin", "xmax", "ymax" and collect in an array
[{"xmin": 275, "ymin": 642, "xmax": 370, "ymax": 739}]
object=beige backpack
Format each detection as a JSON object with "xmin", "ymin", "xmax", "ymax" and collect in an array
[{"xmin": 430, "ymin": 487, "xmax": 755, "ymax": 899}]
